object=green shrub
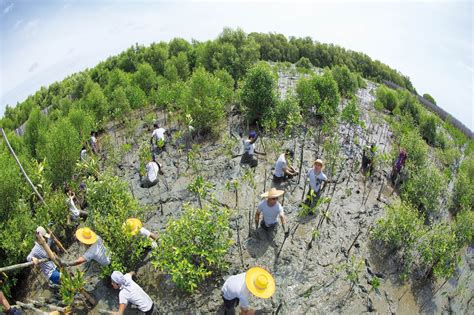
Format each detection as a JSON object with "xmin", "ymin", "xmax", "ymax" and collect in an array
[
  {"xmin": 24, "ymin": 107, "xmax": 49, "ymax": 158},
  {"xmin": 133, "ymin": 63, "xmax": 158, "ymax": 94},
  {"xmin": 295, "ymin": 57, "xmax": 313, "ymax": 70},
  {"xmin": 296, "ymin": 70, "xmax": 340, "ymax": 120},
  {"xmin": 422, "ymin": 93, "xmax": 436, "ymax": 104},
  {"xmin": 85, "ymin": 173, "xmax": 147, "ymax": 274},
  {"xmin": 452, "ymin": 157, "xmax": 474, "ymax": 213},
  {"xmin": 375, "ymin": 85, "xmax": 398, "ymax": 113},
  {"xmin": 371, "ymin": 201, "xmax": 425, "ymax": 278},
  {"xmin": 419, "ymin": 223, "xmax": 460, "ymax": 279},
  {"xmin": 397, "ymin": 90, "xmax": 421, "ymax": 125},
  {"xmin": 179, "ymin": 67, "xmax": 232, "ymax": 136},
  {"xmin": 151, "ymin": 204, "xmax": 231, "ymax": 293},
  {"xmin": 0, "ymin": 152, "xmax": 24, "ymax": 218},
  {"xmin": 400, "ymin": 162, "xmax": 445, "ymax": 213},
  {"xmin": 40, "ymin": 119, "xmax": 82, "ymax": 187},
  {"xmin": 420, "ymin": 114, "xmax": 438, "ymax": 146},
  {"xmin": 331, "ymin": 65, "xmax": 358, "ymax": 97},
  {"xmin": 240, "ymin": 62, "xmax": 278, "ymax": 122}
]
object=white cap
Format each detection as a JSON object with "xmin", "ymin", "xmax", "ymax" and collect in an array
[{"xmin": 36, "ymin": 226, "xmax": 51, "ymax": 238}]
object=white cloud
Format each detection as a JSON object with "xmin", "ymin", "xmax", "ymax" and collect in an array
[{"xmin": 3, "ymin": 2, "xmax": 14, "ymax": 14}]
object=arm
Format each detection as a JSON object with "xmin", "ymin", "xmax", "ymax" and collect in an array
[
  {"xmin": 68, "ymin": 256, "xmax": 87, "ymax": 267},
  {"xmin": 254, "ymin": 210, "xmax": 260, "ymax": 229},
  {"xmin": 114, "ymin": 303, "xmax": 127, "ymax": 315},
  {"xmin": 126, "ymin": 271, "xmax": 136, "ymax": 277},
  {"xmin": 240, "ymin": 308, "xmax": 255, "ymax": 315}
]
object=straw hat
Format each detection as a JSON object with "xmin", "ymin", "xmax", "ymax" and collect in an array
[
  {"xmin": 260, "ymin": 188, "xmax": 285, "ymax": 199},
  {"xmin": 36, "ymin": 226, "xmax": 50, "ymax": 238},
  {"xmin": 124, "ymin": 218, "xmax": 142, "ymax": 236},
  {"xmin": 314, "ymin": 159, "xmax": 324, "ymax": 168},
  {"xmin": 75, "ymin": 227, "xmax": 98, "ymax": 245},
  {"xmin": 245, "ymin": 267, "xmax": 276, "ymax": 299}
]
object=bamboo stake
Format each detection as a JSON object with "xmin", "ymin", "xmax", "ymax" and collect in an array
[
  {"xmin": 1, "ymin": 128, "xmax": 45, "ymax": 205},
  {"xmin": 49, "ymin": 230, "xmax": 67, "ymax": 254},
  {"xmin": 0, "ymin": 259, "xmax": 49, "ymax": 273},
  {"xmin": 14, "ymin": 301, "xmax": 49, "ymax": 315},
  {"xmin": 26, "ymin": 300, "xmax": 66, "ymax": 312}
]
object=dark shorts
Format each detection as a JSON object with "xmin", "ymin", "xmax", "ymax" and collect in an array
[
  {"xmin": 222, "ymin": 295, "xmax": 239, "ymax": 310},
  {"xmin": 241, "ymin": 153, "xmax": 258, "ymax": 168},
  {"xmin": 141, "ymin": 178, "xmax": 158, "ymax": 188},
  {"xmin": 144, "ymin": 303, "xmax": 155, "ymax": 315},
  {"xmin": 273, "ymin": 174, "xmax": 286, "ymax": 183},
  {"xmin": 49, "ymin": 269, "xmax": 61, "ymax": 284},
  {"xmin": 260, "ymin": 221, "xmax": 277, "ymax": 231}
]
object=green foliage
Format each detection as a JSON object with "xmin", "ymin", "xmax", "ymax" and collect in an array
[
  {"xmin": 452, "ymin": 157, "xmax": 474, "ymax": 213},
  {"xmin": 125, "ymin": 85, "xmax": 147, "ymax": 110},
  {"xmin": 397, "ymin": 90, "xmax": 421, "ymax": 125},
  {"xmin": 262, "ymin": 95, "xmax": 302, "ymax": 134},
  {"xmin": 67, "ymin": 108, "xmax": 93, "ymax": 142},
  {"xmin": 453, "ymin": 209, "xmax": 474, "ymax": 247},
  {"xmin": 331, "ymin": 65, "xmax": 358, "ymax": 97},
  {"xmin": 85, "ymin": 173, "xmax": 146, "ymax": 273},
  {"xmin": 110, "ymin": 86, "xmax": 131, "ymax": 121},
  {"xmin": 295, "ymin": 57, "xmax": 313, "ymax": 70},
  {"xmin": 422, "ymin": 93, "xmax": 436, "ymax": 104},
  {"xmin": 187, "ymin": 175, "xmax": 214, "ymax": 207},
  {"xmin": 24, "ymin": 107, "xmax": 49, "ymax": 158},
  {"xmin": 400, "ymin": 162, "xmax": 444, "ymax": 213},
  {"xmin": 420, "ymin": 114, "xmax": 439, "ymax": 147},
  {"xmin": 0, "ymin": 152, "xmax": 24, "ymax": 218},
  {"xmin": 372, "ymin": 202, "xmax": 424, "ymax": 251},
  {"xmin": 240, "ymin": 62, "xmax": 277, "ymax": 122},
  {"xmin": 296, "ymin": 71, "xmax": 340, "ymax": 120},
  {"xmin": 60, "ymin": 270, "xmax": 86, "ymax": 306},
  {"xmin": 151, "ymin": 205, "xmax": 231, "ymax": 293},
  {"xmin": 375, "ymin": 85, "xmax": 398, "ymax": 113},
  {"xmin": 40, "ymin": 118, "xmax": 82, "ymax": 187},
  {"xmin": 419, "ymin": 223, "xmax": 459, "ymax": 279},
  {"xmin": 133, "ymin": 63, "xmax": 158, "ymax": 94},
  {"xmin": 341, "ymin": 97, "xmax": 361, "ymax": 127},
  {"xmin": 80, "ymin": 81, "xmax": 109, "ymax": 124},
  {"xmin": 179, "ymin": 67, "xmax": 232, "ymax": 136}
]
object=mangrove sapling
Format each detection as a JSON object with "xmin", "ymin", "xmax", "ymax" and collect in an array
[
  {"xmin": 242, "ymin": 169, "xmax": 257, "ymax": 238},
  {"xmin": 60, "ymin": 270, "xmax": 86, "ymax": 308},
  {"xmin": 187, "ymin": 175, "xmax": 213, "ymax": 209},
  {"xmin": 225, "ymin": 179, "xmax": 244, "ymax": 268}
]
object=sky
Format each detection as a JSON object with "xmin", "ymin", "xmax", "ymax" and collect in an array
[{"xmin": 0, "ymin": 0, "xmax": 473, "ymax": 130}]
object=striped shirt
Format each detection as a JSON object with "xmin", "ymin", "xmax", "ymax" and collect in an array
[{"xmin": 27, "ymin": 240, "xmax": 57, "ymax": 279}]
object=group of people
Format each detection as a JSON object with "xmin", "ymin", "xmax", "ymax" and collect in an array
[
  {"xmin": 26, "ymin": 219, "xmax": 158, "ymax": 314},
  {"xmin": 13, "ymin": 126, "xmax": 410, "ymax": 315}
]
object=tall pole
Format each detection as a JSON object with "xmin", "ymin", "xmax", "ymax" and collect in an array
[{"xmin": 1, "ymin": 128, "xmax": 45, "ymax": 205}]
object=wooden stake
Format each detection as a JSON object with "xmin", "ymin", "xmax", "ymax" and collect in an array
[
  {"xmin": 1, "ymin": 128, "xmax": 45, "ymax": 205},
  {"xmin": 0, "ymin": 259, "xmax": 49, "ymax": 273}
]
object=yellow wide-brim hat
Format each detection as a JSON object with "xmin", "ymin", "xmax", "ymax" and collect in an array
[
  {"xmin": 124, "ymin": 218, "xmax": 142, "ymax": 236},
  {"xmin": 260, "ymin": 188, "xmax": 285, "ymax": 199},
  {"xmin": 75, "ymin": 227, "xmax": 98, "ymax": 245},
  {"xmin": 245, "ymin": 267, "xmax": 276, "ymax": 299}
]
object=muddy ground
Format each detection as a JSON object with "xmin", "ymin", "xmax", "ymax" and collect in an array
[{"xmin": 17, "ymin": 67, "xmax": 473, "ymax": 314}]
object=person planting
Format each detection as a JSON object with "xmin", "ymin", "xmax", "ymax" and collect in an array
[
  {"xmin": 241, "ymin": 131, "xmax": 265, "ymax": 168},
  {"xmin": 150, "ymin": 123, "xmax": 167, "ymax": 152},
  {"xmin": 65, "ymin": 227, "xmax": 110, "ymax": 267},
  {"xmin": 304, "ymin": 159, "xmax": 328, "ymax": 207},
  {"xmin": 27, "ymin": 226, "xmax": 61, "ymax": 285},
  {"xmin": 221, "ymin": 267, "xmax": 276, "ymax": 315},
  {"xmin": 124, "ymin": 218, "xmax": 158, "ymax": 248},
  {"xmin": 140, "ymin": 154, "xmax": 163, "ymax": 188},
  {"xmin": 111, "ymin": 270, "xmax": 156, "ymax": 315},
  {"xmin": 255, "ymin": 188, "xmax": 287, "ymax": 234},
  {"xmin": 273, "ymin": 149, "xmax": 298, "ymax": 183}
]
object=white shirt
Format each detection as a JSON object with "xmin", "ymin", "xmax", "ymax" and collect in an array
[
  {"xmin": 146, "ymin": 161, "xmax": 159, "ymax": 182},
  {"xmin": 91, "ymin": 136, "xmax": 97, "ymax": 144},
  {"xmin": 83, "ymin": 236, "xmax": 110, "ymax": 266},
  {"xmin": 274, "ymin": 154, "xmax": 287, "ymax": 178},
  {"xmin": 257, "ymin": 200, "xmax": 284, "ymax": 226},
  {"xmin": 119, "ymin": 273, "xmax": 154, "ymax": 312},
  {"xmin": 27, "ymin": 240, "xmax": 57, "ymax": 279},
  {"xmin": 221, "ymin": 272, "xmax": 251, "ymax": 309},
  {"xmin": 308, "ymin": 169, "xmax": 327, "ymax": 193},
  {"xmin": 80, "ymin": 149, "xmax": 88, "ymax": 161},
  {"xmin": 152, "ymin": 128, "xmax": 166, "ymax": 142},
  {"xmin": 66, "ymin": 196, "xmax": 80, "ymax": 218},
  {"xmin": 139, "ymin": 227, "xmax": 151, "ymax": 238},
  {"xmin": 243, "ymin": 139, "xmax": 255, "ymax": 155}
]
